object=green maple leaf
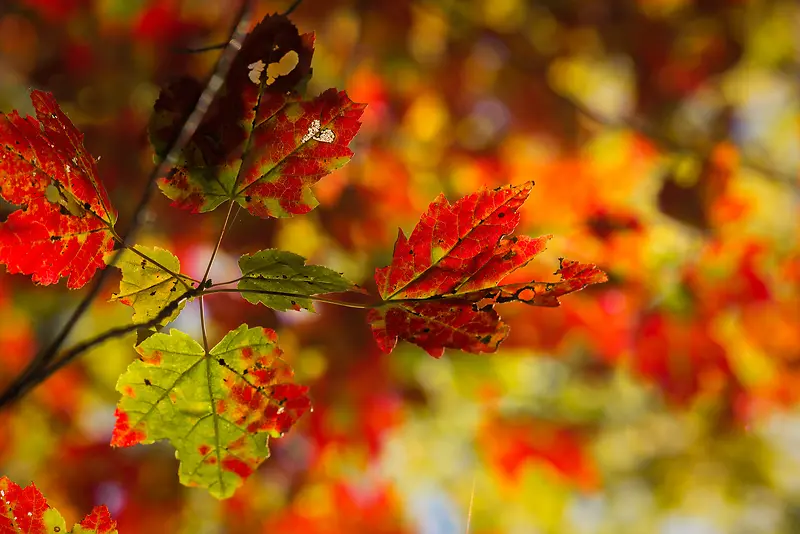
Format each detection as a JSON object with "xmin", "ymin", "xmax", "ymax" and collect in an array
[
  {"xmin": 110, "ymin": 245, "xmax": 189, "ymax": 325},
  {"xmin": 238, "ymin": 249, "xmax": 354, "ymax": 311},
  {"xmin": 111, "ymin": 325, "xmax": 310, "ymax": 499}
]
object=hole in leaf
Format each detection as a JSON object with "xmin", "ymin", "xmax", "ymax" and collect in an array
[
  {"xmin": 44, "ymin": 183, "xmax": 61, "ymax": 204},
  {"xmin": 265, "ymin": 50, "xmax": 299, "ymax": 86}
]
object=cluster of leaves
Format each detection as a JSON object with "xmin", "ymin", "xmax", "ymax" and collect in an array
[
  {"xmin": 0, "ymin": 9, "xmax": 604, "ymax": 509},
  {"xmin": 0, "ymin": 476, "xmax": 117, "ymax": 533}
]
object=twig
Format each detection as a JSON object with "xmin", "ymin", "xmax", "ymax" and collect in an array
[
  {"xmin": 174, "ymin": 43, "xmax": 227, "ymax": 54},
  {"xmin": 204, "ymin": 288, "xmax": 379, "ymax": 309},
  {"xmin": 282, "ymin": 0, "xmax": 304, "ymax": 16},
  {"xmin": 175, "ymin": 0, "xmax": 304, "ymax": 54},
  {"xmin": 0, "ymin": 288, "xmax": 199, "ymax": 408},
  {"xmin": 0, "ymin": 0, "xmax": 257, "ymax": 412}
]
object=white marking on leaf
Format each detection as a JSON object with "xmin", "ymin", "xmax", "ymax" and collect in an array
[
  {"xmin": 265, "ymin": 51, "xmax": 299, "ymax": 86},
  {"xmin": 300, "ymin": 119, "xmax": 336, "ymax": 144},
  {"xmin": 247, "ymin": 60, "xmax": 266, "ymax": 85},
  {"xmin": 301, "ymin": 120, "xmax": 320, "ymax": 143},
  {"xmin": 313, "ymin": 129, "xmax": 335, "ymax": 143}
]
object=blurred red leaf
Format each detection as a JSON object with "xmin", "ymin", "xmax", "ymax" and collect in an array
[{"xmin": 479, "ymin": 417, "xmax": 599, "ymax": 491}]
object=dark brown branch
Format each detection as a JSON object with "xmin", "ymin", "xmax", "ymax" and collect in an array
[
  {"xmin": 176, "ymin": 0, "xmax": 304, "ymax": 54},
  {"xmin": 0, "ymin": 0, "xmax": 257, "ymax": 412},
  {"xmin": 0, "ymin": 288, "xmax": 200, "ymax": 408}
]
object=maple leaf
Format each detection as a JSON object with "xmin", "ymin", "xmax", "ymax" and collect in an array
[
  {"xmin": 0, "ymin": 90, "xmax": 117, "ymax": 288},
  {"xmin": 368, "ymin": 183, "xmax": 608, "ymax": 356},
  {"xmin": 111, "ymin": 325, "xmax": 310, "ymax": 499},
  {"xmin": 0, "ymin": 476, "xmax": 118, "ymax": 533},
  {"xmin": 110, "ymin": 245, "xmax": 190, "ymax": 325},
  {"xmin": 149, "ymin": 14, "xmax": 365, "ymax": 218},
  {"xmin": 238, "ymin": 249, "xmax": 355, "ymax": 311}
]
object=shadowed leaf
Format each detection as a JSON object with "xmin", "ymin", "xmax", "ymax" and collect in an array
[{"xmin": 149, "ymin": 14, "xmax": 364, "ymax": 218}]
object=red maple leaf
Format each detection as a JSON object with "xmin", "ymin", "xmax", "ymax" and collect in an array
[
  {"xmin": 76, "ymin": 505, "xmax": 118, "ymax": 533},
  {"xmin": 0, "ymin": 476, "xmax": 117, "ymax": 533},
  {"xmin": 0, "ymin": 90, "xmax": 117, "ymax": 288},
  {"xmin": 368, "ymin": 183, "xmax": 607, "ymax": 356},
  {"xmin": 149, "ymin": 14, "xmax": 364, "ymax": 218}
]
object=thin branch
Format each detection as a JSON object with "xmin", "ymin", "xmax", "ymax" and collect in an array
[
  {"xmin": 205, "ymin": 288, "xmax": 379, "ymax": 309},
  {"xmin": 282, "ymin": 0, "xmax": 304, "ymax": 16},
  {"xmin": 176, "ymin": 0, "xmax": 304, "ymax": 54},
  {"xmin": 173, "ymin": 43, "xmax": 227, "ymax": 54},
  {"xmin": 0, "ymin": 288, "xmax": 199, "ymax": 409},
  {"xmin": 208, "ymin": 276, "xmax": 245, "ymax": 287},
  {"xmin": 0, "ymin": 0, "xmax": 256, "ymax": 412}
]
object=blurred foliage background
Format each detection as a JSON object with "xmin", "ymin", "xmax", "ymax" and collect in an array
[{"xmin": 0, "ymin": 0, "xmax": 798, "ymax": 532}]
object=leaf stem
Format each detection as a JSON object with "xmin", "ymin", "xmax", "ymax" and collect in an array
[
  {"xmin": 207, "ymin": 276, "xmax": 245, "ymax": 287},
  {"xmin": 199, "ymin": 296, "xmax": 210, "ymax": 352},
  {"xmin": 204, "ymin": 288, "xmax": 379, "ymax": 309},
  {"xmin": 201, "ymin": 201, "xmax": 236, "ymax": 286}
]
